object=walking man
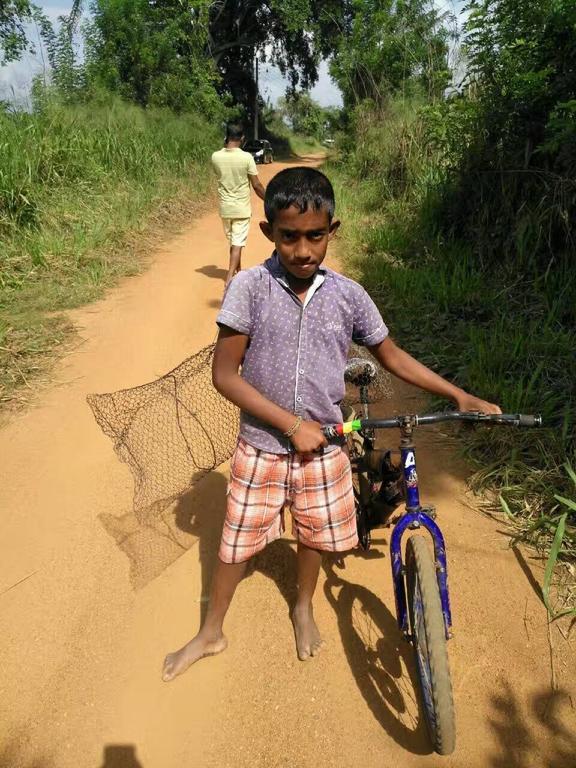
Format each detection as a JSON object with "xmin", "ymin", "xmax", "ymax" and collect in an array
[{"xmin": 212, "ymin": 122, "xmax": 266, "ymax": 286}]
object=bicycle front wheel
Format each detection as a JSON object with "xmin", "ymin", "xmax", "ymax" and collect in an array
[{"xmin": 406, "ymin": 535, "xmax": 456, "ymax": 755}]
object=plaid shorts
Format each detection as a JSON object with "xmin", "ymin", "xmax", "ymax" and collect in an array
[{"xmin": 219, "ymin": 439, "xmax": 358, "ymax": 563}]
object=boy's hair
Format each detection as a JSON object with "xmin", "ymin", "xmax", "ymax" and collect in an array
[
  {"xmin": 264, "ymin": 167, "xmax": 335, "ymax": 224},
  {"xmin": 225, "ymin": 122, "xmax": 244, "ymax": 142}
]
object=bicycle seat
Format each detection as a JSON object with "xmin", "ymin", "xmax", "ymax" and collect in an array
[{"xmin": 344, "ymin": 357, "xmax": 378, "ymax": 387}]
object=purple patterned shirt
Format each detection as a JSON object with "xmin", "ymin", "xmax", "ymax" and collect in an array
[{"xmin": 216, "ymin": 252, "xmax": 389, "ymax": 453}]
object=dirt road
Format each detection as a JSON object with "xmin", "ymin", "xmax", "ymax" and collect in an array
[{"xmin": 1, "ymin": 159, "xmax": 574, "ymax": 768}]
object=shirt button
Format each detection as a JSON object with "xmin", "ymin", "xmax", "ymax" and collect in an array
[
  {"xmin": 299, "ymin": 369, "xmax": 304, "ymax": 375},
  {"xmin": 296, "ymin": 396, "xmax": 302, "ymax": 403}
]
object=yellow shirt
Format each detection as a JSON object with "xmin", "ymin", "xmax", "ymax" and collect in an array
[{"xmin": 211, "ymin": 147, "xmax": 258, "ymax": 219}]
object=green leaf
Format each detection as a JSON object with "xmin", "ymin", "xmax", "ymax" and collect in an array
[
  {"xmin": 554, "ymin": 494, "xmax": 576, "ymax": 513},
  {"xmin": 499, "ymin": 494, "xmax": 513, "ymax": 518},
  {"xmin": 564, "ymin": 462, "xmax": 576, "ymax": 488},
  {"xmin": 542, "ymin": 512, "xmax": 567, "ymax": 616}
]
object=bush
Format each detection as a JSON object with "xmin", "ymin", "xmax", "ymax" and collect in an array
[{"xmin": 0, "ymin": 97, "xmax": 220, "ymax": 404}]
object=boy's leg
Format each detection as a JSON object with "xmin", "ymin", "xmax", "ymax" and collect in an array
[
  {"xmin": 162, "ymin": 558, "xmax": 247, "ymax": 682},
  {"xmin": 225, "ymin": 244, "xmax": 242, "ymax": 286},
  {"xmin": 291, "ymin": 447, "xmax": 358, "ymax": 661},
  {"xmin": 292, "ymin": 542, "xmax": 324, "ymax": 661},
  {"xmin": 163, "ymin": 440, "xmax": 286, "ymax": 681}
]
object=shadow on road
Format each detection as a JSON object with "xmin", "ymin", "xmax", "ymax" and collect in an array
[
  {"xmin": 322, "ymin": 556, "xmax": 432, "ymax": 755},
  {"xmin": 195, "ymin": 265, "xmax": 227, "ymax": 280},
  {"xmin": 99, "ymin": 471, "xmax": 227, "ymax": 591},
  {"xmin": 99, "ymin": 744, "xmax": 143, "ymax": 768},
  {"xmin": 488, "ymin": 680, "xmax": 576, "ymax": 768}
]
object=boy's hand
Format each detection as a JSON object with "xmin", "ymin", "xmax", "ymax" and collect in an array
[
  {"xmin": 455, "ymin": 392, "xmax": 502, "ymax": 414},
  {"xmin": 290, "ymin": 420, "xmax": 328, "ymax": 454}
]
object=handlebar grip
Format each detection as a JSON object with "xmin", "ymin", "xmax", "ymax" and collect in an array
[{"xmin": 517, "ymin": 414, "xmax": 542, "ymax": 427}]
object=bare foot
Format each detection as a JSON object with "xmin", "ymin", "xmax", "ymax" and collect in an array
[
  {"xmin": 162, "ymin": 632, "xmax": 228, "ymax": 682},
  {"xmin": 291, "ymin": 604, "xmax": 325, "ymax": 661}
]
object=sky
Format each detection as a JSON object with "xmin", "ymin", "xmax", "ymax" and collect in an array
[{"xmin": 1, "ymin": 1, "xmax": 466, "ymax": 108}]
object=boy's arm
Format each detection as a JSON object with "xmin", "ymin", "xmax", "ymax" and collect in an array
[
  {"xmin": 212, "ymin": 327, "xmax": 327, "ymax": 452},
  {"xmin": 249, "ymin": 174, "xmax": 266, "ymax": 200},
  {"xmin": 369, "ymin": 337, "xmax": 501, "ymax": 413}
]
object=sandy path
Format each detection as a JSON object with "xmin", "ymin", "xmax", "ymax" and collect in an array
[{"xmin": 1, "ymin": 159, "xmax": 574, "ymax": 768}]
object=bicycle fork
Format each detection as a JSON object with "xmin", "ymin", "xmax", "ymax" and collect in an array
[{"xmin": 389, "ymin": 420, "xmax": 453, "ymax": 640}]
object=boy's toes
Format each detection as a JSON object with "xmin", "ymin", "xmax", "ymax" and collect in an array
[
  {"xmin": 162, "ymin": 655, "xmax": 176, "ymax": 681},
  {"xmin": 310, "ymin": 642, "xmax": 323, "ymax": 657},
  {"xmin": 298, "ymin": 646, "xmax": 312, "ymax": 661}
]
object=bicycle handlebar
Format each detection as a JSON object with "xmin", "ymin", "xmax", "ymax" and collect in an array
[{"xmin": 323, "ymin": 411, "xmax": 542, "ymax": 438}]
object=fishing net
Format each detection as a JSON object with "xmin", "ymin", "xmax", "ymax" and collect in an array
[
  {"xmin": 87, "ymin": 342, "xmax": 392, "ymax": 523},
  {"xmin": 87, "ymin": 344, "xmax": 239, "ymax": 523}
]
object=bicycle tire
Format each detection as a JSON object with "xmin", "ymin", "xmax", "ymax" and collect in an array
[
  {"xmin": 406, "ymin": 535, "xmax": 456, "ymax": 755},
  {"xmin": 347, "ymin": 426, "xmax": 372, "ymax": 549}
]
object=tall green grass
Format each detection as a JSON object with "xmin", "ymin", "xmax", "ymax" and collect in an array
[
  {"xmin": 331, "ymin": 99, "xmax": 576, "ymax": 612},
  {"xmin": 0, "ymin": 98, "xmax": 219, "ymax": 405}
]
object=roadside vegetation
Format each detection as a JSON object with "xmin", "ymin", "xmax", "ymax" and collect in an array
[
  {"xmin": 0, "ymin": 0, "xmax": 346, "ymax": 407},
  {"xmin": 329, "ymin": 0, "xmax": 576, "ymax": 611},
  {"xmin": 0, "ymin": 100, "xmax": 219, "ymax": 406}
]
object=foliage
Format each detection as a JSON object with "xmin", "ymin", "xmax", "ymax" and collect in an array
[
  {"xmin": 83, "ymin": 0, "xmax": 222, "ymax": 116},
  {"xmin": 277, "ymin": 92, "xmax": 342, "ymax": 140},
  {"xmin": 330, "ymin": 0, "xmax": 454, "ymax": 106},
  {"xmin": 0, "ymin": 0, "xmax": 36, "ymax": 63},
  {"xmin": 426, "ymin": 0, "xmax": 576, "ymax": 266},
  {"xmin": 63, "ymin": 0, "xmax": 348, "ymax": 118},
  {"xmin": 0, "ymin": 98, "xmax": 219, "ymax": 405},
  {"xmin": 333, "ymin": 90, "xmax": 575, "ymax": 581}
]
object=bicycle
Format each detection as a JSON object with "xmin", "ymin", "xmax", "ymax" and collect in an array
[{"xmin": 323, "ymin": 358, "xmax": 542, "ymax": 756}]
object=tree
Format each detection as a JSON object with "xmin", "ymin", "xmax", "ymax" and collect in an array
[
  {"xmin": 84, "ymin": 0, "xmax": 222, "ymax": 115},
  {"xmin": 0, "ymin": 0, "xmax": 44, "ymax": 63},
  {"xmin": 330, "ymin": 0, "xmax": 453, "ymax": 107},
  {"xmin": 277, "ymin": 92, "xmax": 341, "ymax": 139},
  {"xmin": 72, "ymin": 0, "xmax": 349, "ymax": 118}
]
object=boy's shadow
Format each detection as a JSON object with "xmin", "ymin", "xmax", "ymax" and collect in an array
[
  {"xmin": 195, "ymin": 265, "xmax": 228, "ymax": 280},
  {"xmin": 100, "ymin": 476, "xmax": 429, "ymax": 754},
  {"xmin": 173, "ymin": 487, "xmax": 299, "ymax": 623},
  {"xmin": 99, "ymin": 744, "xmax": 143, "ymax": 768}
]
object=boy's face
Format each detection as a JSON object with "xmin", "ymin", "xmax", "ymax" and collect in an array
[{"xmin": 260, "ymin": 205, "xmax": 340, "ymax": 281}]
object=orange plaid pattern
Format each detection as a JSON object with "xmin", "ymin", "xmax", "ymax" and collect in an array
[{"xmin": 219, "ymin": 439, "xmax": 358, "ymax": 563}]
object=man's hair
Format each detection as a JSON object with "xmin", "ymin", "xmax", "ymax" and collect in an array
[
  {"xmin": 264, "ymin": 167, "xmax": 335, "ymax": 224},
  {"xmin": 225, "ymin": 122, "xmax": 244, "ymax": 141}
]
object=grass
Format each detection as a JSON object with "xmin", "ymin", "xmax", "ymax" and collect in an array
[
  {"xmin": 328, "ymin": 98, "xmax": 576, "ymax": 613},
  {"xmin": 288, "ymin": 134, "xmax": 327, "ymax": 156},
  {"xmin": 0, "ymin": 98, "xmax": 219, "ymax": 408}
]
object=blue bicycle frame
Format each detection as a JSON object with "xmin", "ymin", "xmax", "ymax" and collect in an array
[
  {"xmin": 390, "ymin": 428, "xmax": 452, "ymax": 641},
  {"xmin": 325, "ymin": 407, "xmax": 541, "ymax": 643}
]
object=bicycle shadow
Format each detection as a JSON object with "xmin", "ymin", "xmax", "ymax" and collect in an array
[{"xmin": 323, "ymin": 556, "xmax": 432, "ymax": 755}]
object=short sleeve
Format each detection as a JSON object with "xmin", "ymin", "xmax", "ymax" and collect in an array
[
  {"xmin": 247, "ymin": 155, "xmax": 258, "ymax": 176},
  {"xmin": 351, "ymin": 285, "xmax": 389, "ymax": 346},
  {"xmin": 216, "ymin": 270, "xmax": 254, "ymax": 335}
]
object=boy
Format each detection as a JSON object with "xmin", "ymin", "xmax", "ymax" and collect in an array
[
  {"xmin": 212, "ymin": 122, "xmax": 266, "ymax": 286},
  {"xmin": 162, "ymin": 167, "xmax": 500, "ymax": 682}
]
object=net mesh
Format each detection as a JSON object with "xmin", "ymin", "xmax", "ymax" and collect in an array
[
  {"xmin": 87, "ymin": 342, "xmax": 392, "ymax": 523},
  {"xmin": 87, "ymin": 344, "xmax": 239, "ymax": 523},
  {"xmin": 343, "ymin": 343, "xmax": 393, "ymax": 405}
]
